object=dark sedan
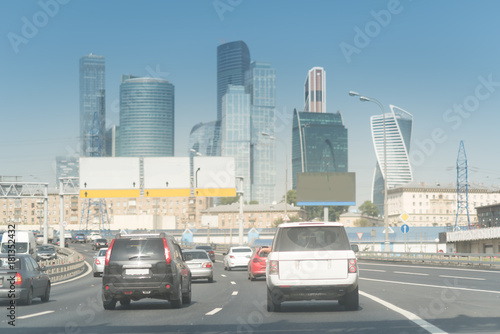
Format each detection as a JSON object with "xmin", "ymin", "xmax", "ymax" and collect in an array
[
  {"xmin": 0, "ymin": 254, "xmax": 51, "ymax": 305},
  {"xmin": 91, "ymin": 238, "xmax": 108, "ymax": 250},
  {"xmin": 36, "ymin": 245, "xmax": 57, "ymax": 262}
]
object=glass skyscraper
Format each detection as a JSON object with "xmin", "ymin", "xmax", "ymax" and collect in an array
[
  {"xmin": 371, "ymin": 105, "xmax": 413, "ymax": 215},
  {"xmin": 118, "ymin": 75, "xmax": 175, "ymax": 157},
  {"xmin": 291, "ymin": 110, "xmax": 348, "ymax": 189},
  {"xmin": 217, "ymin": 41, "xmax": 250, "ymax": 121},
  {"xmin": 245, "ymin": 61, "xmax": 276, "ymax": 204},
  {"xmin": 79, "ymin": 54, "xmax": 105, "ymax": 156},
  {"xmin": 221, "ymin": 85, "xmax": 251, "ymax": 198},
  {"xmin": 189, "ymin": 121, "xmax": 221, "ymax": 157}
]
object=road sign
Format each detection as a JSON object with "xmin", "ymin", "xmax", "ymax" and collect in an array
[
  {"xmin": 62, "ymin": 221, "xmax": 67, "ymax": 227},
  {"xmin": 193, "ymin": 157, "xmax": 236, "ymax": 197},
  {"xmin": 282, "ymin": 214, "xmax": 290, "ymax": 222},
  {"xmin": 382, "ymin": 226, "xmax": 395, "ymax": 234},
  {"xmin": 356, "ymin": 232, "xmax": 363, "ymax": 240},
  {"xmin": 143, "ymin": 157, "xmax": 191, "ymax": 197},
  {"xmin": 399, "ymin": 212, "xmax": 410, "ymax": 222},
  {"xmin": 401, "ymin": 224, "xmax": 410, "ymax": 234},
  {"xmin": 79, "ymin": 157, "xmax": 140, "ymax": 198}
]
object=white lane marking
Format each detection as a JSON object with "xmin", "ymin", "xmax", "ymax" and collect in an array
[
  {"xmin": 361, "ymin": 277, "xmax": 500, "ymax": 294},
  {"xmin": 232, "ymin": 291, "xmax": 238, "ymax": 295},
  {"xmin": 360, "ymin": 261, "xmax": 500, "ymax": 274},
  {"xmin": 230, "ymin": 281, "xmax": 236, "ymax": 285},
  {"xmin": 221, "ymin": 274, "xmax": 227, "ymax": 277},
  {"xmin": 205, "ymin": 307, "xmax": 223, "ymax": 315},
  {"xmin": 361, "ymin": 269, "xmax": 386, "ymax": 273},
  {"xmin": 439, "ymin": 275, "xmax": 486, "ymax": 281},
  {"xmin": 18, "ymin": 311, "xmax": 54, "ymax": 319},
  {"xmin": 394, "ymin": 271, "xmax": 429, "ymax": 276},
  {"xmin": 361, "ymin": 291, "xmax": 448, "ymax": 334},
  {"xmin": 53, "ymin": 262, "xmax": 92, "ymax": 286}
]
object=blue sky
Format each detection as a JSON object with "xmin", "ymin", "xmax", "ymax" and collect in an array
[{"xmin": 1, "ymin": 0, "xmax": 500, "ymax": 205}]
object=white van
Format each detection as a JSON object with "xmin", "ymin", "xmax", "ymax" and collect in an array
[{"xmin": 0, "ymin": 231, "xmax": 37, "ymax": 256}]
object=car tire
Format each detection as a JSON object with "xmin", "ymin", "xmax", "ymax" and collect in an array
[
  {"xmin": 227, "ymin": 265, "xmax": 231, "ymax": 271},
  {"xmin": 208, "ymin": 276, "xmax": 213, "ymax": 283},
  {"xmin": 267, "ymin": 289, "xmax": 281, "ymax": 312},
  {"xmin": 120, "ymin": 298, "xmax": 131, "ymax": 306},
  {"xmin": 170, "ymin": 283, "xmax": 183, "ymax": 309},
  {"xmin": 24, "ymin": 287, "xmax": 33, "ymax": 305},
  {"xmin": 250, "ymin": 274, "xmax": 256, "ymax": 281},
  {"xmin": 343, "ymin": 287, "xmax": 359, "ymax": 311},
  {"xmin": 103, "ymin": 297, "xmax": 116, "ymax": 310},
  {"xmin": 93, "ymin": 272, "xmax": 99, "ymax": 277},
  {"xmin": 182, "ymin": 279, "xmax": 192, "ymax": 304},
  {"xmin": 41, "ymin": 283, "xmax": 50, "ymax": 302}
]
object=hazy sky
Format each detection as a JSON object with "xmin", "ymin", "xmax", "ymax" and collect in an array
[{"xmin": 1, "ymin": 0, "xmax": 500, "ymax": 206}]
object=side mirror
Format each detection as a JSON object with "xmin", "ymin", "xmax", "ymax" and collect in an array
[
  {"xmin": 222, "ymin": 252, "xmax": 227, "ymax": 256},
  {"xmin": 351, "ymin": 245, "xmax": 359, "ymax": 253}
]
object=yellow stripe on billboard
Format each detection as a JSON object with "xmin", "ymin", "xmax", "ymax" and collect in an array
[
  {"xmin": 195, "ymin": 188, "xmax": 236, "ymax": 197},
  {"xmin": 80, "ymin": 189, "xmax": 140, "ymax": 198},
  {"xmin": 144, "ymin": 189, "xmax": 191, "ymax": 197}
]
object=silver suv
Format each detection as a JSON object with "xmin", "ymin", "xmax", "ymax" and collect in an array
[{"xmin": 266, "ymin": 222, "xmax": 359, "ymax": 312}]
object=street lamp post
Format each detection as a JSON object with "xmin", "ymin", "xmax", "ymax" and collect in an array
[
  {"xmin": 349, "ymin": 91, "xmax": 390, "ymax": 252},
  {"xmin": 261, "ymin": 132, "xmax": 288, "ymax": 218}
]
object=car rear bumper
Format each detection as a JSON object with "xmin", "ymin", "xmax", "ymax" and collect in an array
[
  {"xmin": 189, "ymin": 268, "xmax": 213, "ymax": 279},
  {"xmin": 268, "ymin": 283, "xmax": 358, "ymax": 302},
  {"xmin": 102, "ymin": 274, "xmax": 178, "ymax": 300},
  {"xmin": 0, "ymin": 287, "xmax": 28, "ymax": 301}
]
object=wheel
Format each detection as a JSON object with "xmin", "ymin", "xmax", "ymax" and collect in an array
[
  {"xmin": 170, "ymin": 283, "xmax": 183, "ymax": 309},
  {"xmin": 41, "ymin": 283, "xmax": 50, "ymax": 302},
  {"xmin": 343, "ymin": 287, "xmax": 359, "ymax": 311},
  {"xmin": 182, "ymin": 279, "xmax": 192, "ymax": 304},
  {"xmin": 24, "ymin": 287, "xmax": 33, "ymax": 305},
  {"xmin": 227, "ymin": 265, "xmax": 231, "ymax": 271},
  {"xmin": 250, "ymin": 274, "xmax": 256, "ymax": 281},
  {"xmin": 103, "ymin": 295, "xmax": 116, "ymax": 310},
  {"xmin": 208, "ymin": 276, "xmax": 213, "ymax": 283},
  {"xmin": 267, "ymin": 289, "xmax": 281, "ymax": 312},
  {"xmin": 119, "ymin": 298, "xmax": 131, "ymax": 306}
]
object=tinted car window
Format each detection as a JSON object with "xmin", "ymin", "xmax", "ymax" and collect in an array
[
  {"xmin": 96, "ymin": 239, "xmax": 107, "ymax": 243},
  {"xmin": 1, "ymin": 242, "xmax": 28, "ymax": 253},
  {"xmin": 98, "ymin": 249, "xmax": 108, "ymax": 256},
  {"xmin": 109, "ymin": 239, "xmax": 165, "ymax": 261},
  {"xmin": 274, "ymin": 226, "xmax": 350, "ymax": 251},
  {"xmin": 39, "ymin": 245, "xmax": 55, "ymax": 251},
  {"xmin": 0, "ymin": 257, "xmax": 20, "ymax": 270},
  {"xmin": 183, "ymin": 251, "xmax": 209, "ymax": 260},
  {"xmin": 232, "ymin": 248, "xmax": 252, "ymax": 253}
]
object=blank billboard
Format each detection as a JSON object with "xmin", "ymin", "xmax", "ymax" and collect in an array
[{"xmin": 296, "ymin": 172, "xmax": 356, "ymax": 206}]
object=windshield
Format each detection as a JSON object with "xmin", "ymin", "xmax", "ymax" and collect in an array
[
  {"xmin": 273, "ymin": 227, "xmax": 350, "ymax": 252},
  {"xmin": 1, "ymin": 242, "xmax": 29, "ymax": 254},
  {"xmin": 38, "ymin": 246, "xmax": 55, "ymax": 252}
]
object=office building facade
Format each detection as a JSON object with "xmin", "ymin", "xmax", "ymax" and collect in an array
[
  {"xmin": 79, "ymin": 54, "xmax": 106, "ymax": 156},
  {"xmin": 291, "ymin": 110, "xmax": 348, "ymax": 189},
  {"xmin": 371, "ymin": 105, "xmax": 413, "ymax": 215},
  {"xmin": 304, "ymin": 67, "xmax": 326, "ymax": 113},
  {"xmin": 118, "ymin": 75, "xmax": 175, "ymax": 157}
]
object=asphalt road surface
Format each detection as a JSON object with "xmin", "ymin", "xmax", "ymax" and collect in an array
[{"xmin": 1, "ymin": 243, "xmax": 500, "ymax": 333}]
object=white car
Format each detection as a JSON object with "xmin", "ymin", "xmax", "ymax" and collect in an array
[
  {"xmin": 266, "ymin": 222, "xmax": 359, "ymax": 312},
  {"xmin": 92, "ymin": 248, "xmax": 108, "ymax": 277},
  {"xmin": 223, "ymin": 246, "xmax": 253, "ymax": 271},
  {"xmin": 88, "ymin": 233, "xmax": 103, "ymax": 242}
]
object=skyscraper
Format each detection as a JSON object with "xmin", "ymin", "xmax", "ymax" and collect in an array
[
  {"xmin": 221, "ymin": 85, "xmax": 251, "ymax": 198},
  {"xmin": 217, "ymin": 41, "xmax": 250, "ymax": 121},
  {"xmin": 371, "ymin": 105, "xmax": 413, "ymax": 215},
  {"xmin": 304, "ymin": 67, "xmax": 326, "ymax": 113},
  {"xmin": 291, "ymin": 110, "xmax": 348, "ymax": 189},
  {"xmin": 189, "ymin": 121, "xmax": 221, "ymax": 157},
  {"xmin": 79, "ymin": 54, "xmax": 105, "ymax": 156},
  {"xmin": 118, "ymin": 75, "xmax": 175, "ymax": 157},
  {"xmin": 245, "ymin": 61, "xmax": 276, "ymax": 204}
]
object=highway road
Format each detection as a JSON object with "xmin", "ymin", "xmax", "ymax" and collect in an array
[{"xmin": 1, "ymin": 243, "xmax": 500, "ymax": 333}]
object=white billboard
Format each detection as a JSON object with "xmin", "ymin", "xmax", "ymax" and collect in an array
[
  {"xmin": 143, "ymin": 157, "xmax": 191, "ymax": 197},
  {"xmin": 193, "ymin": 157, "xmax": 236, "ymax": 197}
]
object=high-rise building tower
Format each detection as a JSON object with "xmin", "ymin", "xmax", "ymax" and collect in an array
[
  {"xmin": 79, "ymin": 54, "xmax": 105, "ymax": 156},
  {"xmin": 118, "ymin": 75, "xmax": 175, "ymax": 157},
  {"xmin": 245, "ymin": 61, "xmax": 276, "ymax": 204},
  {"xmin": 291, "ymin": 110, "xmax": 348, "ymax": 189},
  {"xmin": 304, "ymin": 67, "xmax": 326, "ymax": 113},
  {"xmin": 221, "ymin": 85, "xmax": 251, "ymax": 198},
  {"xmin": 371, "ymin": 105, "xmax": 413, "ymax": 215},
  {"xmin": 217, "ymin": 41, "xmax": 250, "ymax": 121}
]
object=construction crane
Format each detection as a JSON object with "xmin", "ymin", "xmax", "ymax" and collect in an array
[{"xmin": 454, "ymin": 140, "xmax": 471, "ymax": 230}]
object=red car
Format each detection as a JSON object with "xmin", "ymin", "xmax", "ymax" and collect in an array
[{"xmin": 247, "ymin": 247, "xmax": 269, "ymax": 281}]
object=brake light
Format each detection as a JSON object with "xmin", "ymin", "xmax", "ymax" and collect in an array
[
  {"xmin": 202, "ymin": 262, "xmax": 212, "ymax": 268},
  {"xmin": 230, "ymin": 255, "xmax": 235, "ymax": 259},
  {"xmin": 252, "ymin": 258, "xmax": 262, "ymax": 263},
  {"xmin": 269, "ymin": 260, "xmax": 279, "ymax": 275},
  {"xmin": 163, "ymin": 238, "xmax": 171, "ymax": 264},
  {"xmin": 95, "ymin": 258, "xmax": 101, "ymax": 265},
  {"xmin": 14, "ymin": 272, "xmax": 22, "ymax": 285},
  {"xmin": 348, "ymin": 259, "xmax": 357, "ymax": 273},
  {"xmin": 105, "ymin": 239, "xmax": 116, "ymax": 266}
]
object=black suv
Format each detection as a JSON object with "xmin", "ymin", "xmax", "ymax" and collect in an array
[{"xmin": 102, "ymin": 232, "xmax": 191, "ymax": 310}]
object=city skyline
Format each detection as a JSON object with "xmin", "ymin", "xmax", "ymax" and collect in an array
[{"xmin": 2, "ymin": 1, "xmax": 500, "ymax": 207}]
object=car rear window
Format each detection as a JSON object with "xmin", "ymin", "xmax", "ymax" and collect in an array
[
  {"xmin": 183, "ymin": 251, "xmax": 209, "ymax": 260},
  {"xmin": 0, "ymin": 257, "xmax": 21, "ymax": 270},
  {"xmin": 96, "ymin": 239, "xmax": 107, "ymax": 242},
  {"xmin": 109, "ymin": 239, "xmax": 166, "ymax": 261},
  {"xmin": 1, "ymin": 242, "xmax": 29, "ymax": 254},
  {"xmin": 196, "ymin": 246, "xmax": 212, "ymax": 251},
  {"xmin": 273, "ymin": 226, "xmax": 350, "ymax": 252},
  {"xmin": 232, "ymin": 248, "xmax": 252, "ymax": 253}
]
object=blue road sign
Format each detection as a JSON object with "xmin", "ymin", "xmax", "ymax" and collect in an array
[{"xmin": 401, "ymin": 224, "xmax": 410, "ymax": 234}]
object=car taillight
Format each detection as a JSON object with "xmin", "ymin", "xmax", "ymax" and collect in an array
[
  {"xmin": 95, "ymin": 258, "xmax": 101, "ymax": 265},
  {"xmin": 163, "ymin": 238, "xmax": 171, "ymax": 264},
  {"xmin": 105, "ymin": 239, "xmax": 116, "ymax": 266},
  {"xmin": 14, "ymin": 272, "xmax": 22, "ymax": 285},
  {"xmin": 230, "ymin": 255, "xmax": 235, "ymax": 259},
  {"xmin": 269, "ymin": 260, "xmax": 279, "ymax": 275},
  {"xmin": 252, "ymin": 258, "xmax": 262, "ymax": 263},
  {"xmin": 202, "ymin": 262, "xmax": 212, "ymax": 268},
  {"xmin": 348, "ymin": 259, "xmax": 357, "ymax": 273}
]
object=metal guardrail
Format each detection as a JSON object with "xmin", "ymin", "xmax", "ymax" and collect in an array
[
  {"xmin": 38, "ymin": 247, "xmax": 86, "ymax": 282},
  {"xmin": 358, "ymin": 251, "xmax": 500, "ymax": 269}
]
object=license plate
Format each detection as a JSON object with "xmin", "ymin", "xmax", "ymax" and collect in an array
[{"xmin": 125, "ymin": 269, "xmax": 149, "ymax": 275}]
